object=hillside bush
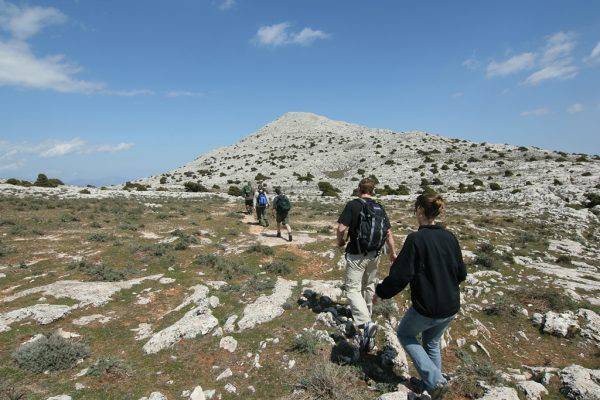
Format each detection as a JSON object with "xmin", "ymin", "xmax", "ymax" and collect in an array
[
  {"xmin": 184, "ymin": 182, "xmax": 209, "ymax": 192},
  {"xmin": 318, "ymin": 181, "xmax": 340, "ymax": 197},
  {"xmin": 584, "ymin": 193, "xmax": 600, "ymax": 208},
  {"xmin": 298, "ymin": 362, "xmax": 365, "ymax": 400},
  {"xmin": 227, "ymin": 185, "xmax": 242, "ymax": 197},
  {"xmin": 254, "ymin": 173, "xmax": 269, "ymax": 181},
  {"xmin": 6, "ymin": 178, "xmax": 32, "ymax": 187},
  {"xmin": 86, "ymin": 357, "xmax": 129, "ymax": 378},
  {"xmin": 12, "ymin": 333, "xmax": 89, "ymax": 373},
  {"xmin": 34, "ymin": 173, "xmax": 64, "ymax": 188},
  {"xmin": 292, "ymin": 330, "xmax": 325, "ymax": 355},
  {"xmin": 376, "ymin": 184, "xmax": 409, "ymax": 196},
  {"xmin": 69, "ymin": 260, "xmax": 126, "ymax": 281},
  {"xmin": 159, "ymin": 176, "xmax": 167, "ymax": 184},
  {"xmin": 123, "ymin": 181, "xmax": 148, "ymax": 191},
  {"xmin": 489, "ymin": 182, "xmax": 501, "ymax": 191},
  {"xmin": 264, "ymin": 260, "xmax": 292, "ymax": 275}
]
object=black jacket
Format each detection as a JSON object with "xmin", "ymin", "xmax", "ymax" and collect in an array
[{"xmin": 375, "ymin": 224, "xmax": 467, "ymax": 318}]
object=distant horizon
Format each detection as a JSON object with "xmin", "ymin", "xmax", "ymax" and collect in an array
[
  {"xmin": 2, "ymin": 110, "xmax": 598, "ymax": 187},
  {"xmin": 1, "ymin": 1, "xmax": 599, "ymax": 185}
]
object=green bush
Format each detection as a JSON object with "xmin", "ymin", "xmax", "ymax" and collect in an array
[
  {"xmin": 318, "ymin": 181, "xmax": 340, "ymax": 197},
  {"xmin": 12, "ymin": 333, "xmax": 89, "ymax": 373},
  {"xmin": 298, "ymin": 362, "xmax": 365, "ymax": 400},
  {"xmin": 227, "ymin": 185, "xmax": 242, "ymax": 196},
  {"xmin": 489, "ymin": 182, "xmax": 501, "ymax": 191},
  {"xmin": 184, "ymin": 181, "xmax": 210, "ymax": 192},
  {"xmin": 584, "ymin": 193, "xmax": 600, "ymax": 208},
  {"xmin": 376, "ymin": 184, "xmax": 410, "ymax": 196},
  {"xmin": 292, "ymin": 330, "xmax": 325, "ymax": 354},
  {"xmin": 264, "ymin": 260, "xmax": 292, "ymax": 275},
  {"xmin": 69, "ymin": 260, "xmax": 126, "ymax": 281},
  {"xmin": 86, "ymin": 357, "xmax": 128, "ymax": 377},
  {"xmin": 246, "ymin": 244, "xmax": 274, "ymax": 255},
  {"xmin": 6, "ymin": 178, "xmax": 32, "ymax": 187},
  {"xmin": 123, "ymin": 181, "xmax": 148, "ymax": 191},
  {"xmin": 255, "ymin": 173, "xmax": 269, "ymax": 181},
  {"xmin": 34, "ymin": 173, "xmax": 64, "ymax": 188},
  {"xmin": 159, "ymin": 176, "xmax": 167, "ymax": 184}
]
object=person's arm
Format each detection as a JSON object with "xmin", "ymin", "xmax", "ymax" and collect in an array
[
  {"xmin": 385, "ymin": 228, "xmax": 396, "ymax": 262},
  {"xmin": 337, "ymin": 223, "xmax": 348, "ymax": 247},
  {"xmin": 375, "ymin": 234, "xmax": 416, "ymax": 299},
  {"xmin": 455, "ymin": 237, "xmax": 467, "ymax": 283}
]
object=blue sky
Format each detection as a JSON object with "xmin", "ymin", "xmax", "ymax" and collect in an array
[{"xmin": 1, "ymin": 0, "xmax": 599, "ymax": 185}]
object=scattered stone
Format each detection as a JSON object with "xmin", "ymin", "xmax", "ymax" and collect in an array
[
  {"xmin": 478, "ymin": 386, "xmax": 520, "ymax": 400},
  {"xmin": 220, "ymin": 336, "xmax": 238, "ymax": 352},
  {"xmin": 46, "ymin": 396, "xmax": 72, "ymax": 400},
  {"xmin": 559, "ymin": 364, "xmax": 600, "ymax": 400},
  {"xmin": 159, "ymin": 277, "xmax": 176, "ymax": 284},
  {"xmin": 143, "ymin": 285, "xmax": 218, "ymax": 354},
  {"xmin": 72, "ymin": 314, "xmax": 111, "ymax": 326},
  {"xmin": 224, "ymin": 383, "xmax": 236, "ymax": 393},
  {"xmin": 0, "ymin": 304, "xmax": 74, "ymax": 332},
  {"xmin": 132, "ymin": 323, "xmax": 153, "ymax": 341},
  {"xmin": 138, "ymin": 392, "xmax": 167, "ymax": 400},
  {"xmin": 237, "ymin": 277, "xmax": 297, "ymax": 331},
  {"xmin": 189, "ymin": 385, "xmax": 206, "ymax": 400},
  {"xmin": 301, "ymin": 279, "xmax": 343, "ymax": 302},
  {"xmin": 517, "ymin": 380, "xmax": 548, "ymax": 400},
  {"xmin": 216, "ymin": 368, "xmax": 233, "ymax": 381}
]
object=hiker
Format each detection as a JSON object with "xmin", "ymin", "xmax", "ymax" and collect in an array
[
  {"xmin": 241, "ymin": 181, "xmax": 254, "ymax": 215},
  {"xmin": 254, "ymin": 183, "xmax": 270, "ymax": 227},
  {"xmin": 337, "ymin": 177, "xmax": 396, "ymax": 353},
  {"xmin": 272, "ymin": 186, "xmax": 292, "ymax": 242},
  {"xmin": 374, "ymin": 194, "xmax": 467, "ymax": 399}
]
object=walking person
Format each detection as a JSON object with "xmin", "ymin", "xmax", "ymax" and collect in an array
[
  {"xmin": 272, "ymin": 186, "xmax": 293, "ymax": 242},
  {"xmin": 254, "ymin": 183, "xmax": 270, "ymax": 227},
  {"xmin": 374, "ymin": 194, "xmax": 467, "ymax": 399},
  {"xmin": 241, "ymin": 181, "xmax": 255, "ymax": 215},
  {"xmin": 337, "ymin": 177, "xmax": 396, "ymax": 352}
]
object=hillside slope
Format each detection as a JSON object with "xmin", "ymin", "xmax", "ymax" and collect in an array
[{"xmin": 138, "ymin": 112, "xmax": 599, "ymax": 207}]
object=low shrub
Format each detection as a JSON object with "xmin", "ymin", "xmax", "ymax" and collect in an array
[
  {"xmin": 123, "ymin": 181, "xmax": 148, "ymax": 191},
  {"xmin": 184, "ymin": 182, "xmax": 210, "ymax": 192},
  {"xmin": 292, "ymin": 330, "xmax": 325, "ymax": 354},
  {"xmin": 69, "ymin": 260, "xmax": 126, "ymax": 281},
  {"xmin": 227, "ymin": 185, "xmax": 242, "ymax": 197},
  {"xmin": 489, "ymin": 182, "xmax": 501, "ymax": 191},
  {"xmin": 6, "ymin": 178, "xmax": 32, "ymax": 187},
  {"xmin": 34, "ymin": 173, "xmax": 64, "ymax": 188},
  {"xmin": 298, "ymin": 362, "xmax": 365, "ymax": 400},
  {"xmin": 264, "ymin": 260, "xmax": 292, "ymax": 275},
  {"xmin": 246, "ymin": 244, "xmax": 274, "ymax": 255},
  {"xmin": 12, "ymin": 333, "xmax": 89, "ymax": 373},
  {"xmin": 318, "ymin": 181, "xmax": 341, "ymax": 197},
  {"xmin": 584, "ymin": 193, "xmax": 600, "ymax": 208},
  {"xmin": 372, "ymin": 299, "xmax": 398, "ymax": 320},
  {"xmin": 86, "ymin": 357, "xmax": 129, "ymax": 378}
]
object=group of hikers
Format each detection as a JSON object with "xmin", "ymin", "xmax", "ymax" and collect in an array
[
  {"xmin": 241, "ymin": 181, "xmax": 293, "ymax": 242},
  {"xmin": 240, "ymin": 177, "xmax": 466, "ymax": 399}
]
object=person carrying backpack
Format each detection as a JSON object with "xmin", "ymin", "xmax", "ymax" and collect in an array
[
  {"xmin": 374, "ymin": 194, "xmax": 467, "ymax": 399},
  {"xmin": 337, "ymin": 177, "xmax": 396, "ymax": 353},
  {"xmin": 272, "ymin": 186, "xmax": 292, "ymax": 242},
  {"xmin": 254, "ymin": 183, "xmax": 270, "ymax": 227},
  {"xmin": 241, "ymin": 181, "xmax": 254, "ymax": 215}
]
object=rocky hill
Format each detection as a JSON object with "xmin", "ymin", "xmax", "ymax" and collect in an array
[{"xmin": 138, "ymin": 112, "xmax": 599, "ymax": 207}]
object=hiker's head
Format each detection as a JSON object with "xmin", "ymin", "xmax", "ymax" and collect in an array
[
  {"xmin": 275, "ymin": 187, "xmax": 282, "ymax": 195},
  {"xmin": 262, "ymin": 183, "xmax": 268, "ymax": 190},
  {"xmin": 414, "ymin": 194, "xmax": 445, "ymax": 224},
  {"xmin": 357, "ymin": 178, "xmax": 375, "ymax": 196},
  {"xmin": 247, "ymin": 181, "xmax": 252, "ymax": 187}
]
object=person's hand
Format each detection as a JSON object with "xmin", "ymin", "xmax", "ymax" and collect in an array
[
  {"xmin": 389, "ymin": 253, "xmax": 396, "ymax": 263},
  {"xmin": 372, "ymin": 294, "xmax": 380, "ymax": 305}
]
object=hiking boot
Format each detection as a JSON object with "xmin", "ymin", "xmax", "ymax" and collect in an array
[
  {"xmin": 428, "ymin": 384, "xmax": 448, "ymax": 400},
  {"xmin": 361, "ymin": 321, "xmax": 378, "ymax": 353},
  {"xmin": 288, "ymin": 233, "xmax": 293, "ymax": 242},
  {"xmin": 276, "ymin": 231, "xmax": 282, "ymax": 238}
]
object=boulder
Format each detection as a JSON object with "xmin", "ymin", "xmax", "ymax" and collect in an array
[
  {"xmin": 478, "ymin": 386, "xmax": 520, "ymax": 400},
  {"xmin": 559, "ymin": 364, "xmax": 600, "ymax": 400},
  {"xmin": 517, "ymin": 380, "xmax": 548, "ymax": 400}
]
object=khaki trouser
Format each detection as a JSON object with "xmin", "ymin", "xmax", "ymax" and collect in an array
[{"xmin": 344, "ymin": 251, "xmax": 380, "ymax": 327}]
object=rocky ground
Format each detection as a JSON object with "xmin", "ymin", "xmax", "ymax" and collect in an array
[
  {"xmin": 0, "ymin": 112, "xmax": 598, "ymax": 399},
  {"xmin": 0, "ymin": 190, "xmax": 598, "ymax": 400}
]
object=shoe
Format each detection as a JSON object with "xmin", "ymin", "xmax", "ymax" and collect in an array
[
  {"xmin": 276, "ymin": 231, "xmax": 281, "ymax": 238},
  {"xmin": 288, "ymin": 233, "xmax": 293, "ymax": 242},
  {"xmin": 428, "ymin": 384, "xmax": 448, "ymax": 400},
  {"xmin": 362, "ymin": 321, "xmax": 378, "ymax": 353}
]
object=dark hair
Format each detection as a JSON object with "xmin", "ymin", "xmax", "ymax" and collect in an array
[
  {"xmin": 275, "ymin": 187, "xmax": 282, "ymax": 195},
  {"xmin": 358, "ymin": 177, "xmax": 375, "ymax": 195},
  {"xmin": 415, "ymin": 194, "xmax": 445, "ymax": 220}
]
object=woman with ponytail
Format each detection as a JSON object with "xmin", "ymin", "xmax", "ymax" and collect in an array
[{"xmin": 374, "ymin": 194, "xmax": 467, "ymax": 399}]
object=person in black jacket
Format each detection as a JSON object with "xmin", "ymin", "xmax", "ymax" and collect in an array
[{"xmin": 374, "ymin": 194, "xmax": 466, "ymax": 398}]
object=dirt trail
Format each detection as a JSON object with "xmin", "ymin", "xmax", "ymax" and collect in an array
[{"xmin": 240, "ymin": 212, "xmax": 317, "ymax": 247}]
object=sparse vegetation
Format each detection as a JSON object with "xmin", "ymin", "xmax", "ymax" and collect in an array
[{"xmin": 12, "ymin": 333, "xmax": 90, "ymax": 373}]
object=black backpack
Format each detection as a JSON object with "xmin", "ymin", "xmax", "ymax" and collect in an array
[
  {"xmin": 356, "ymin": 198, "xmax": 390, "ymax": 254},
  {"xmin": 276, "ymin": 195, "xmax": 291, "ymax": 213}
]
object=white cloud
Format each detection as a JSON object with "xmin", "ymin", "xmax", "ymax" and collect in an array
[
  {"xmin": 101, "ymin": 89, "xmax": 155, "ymax": 97},
  {"xmin": 486, "ymin": 52, "xmax": 535, "ymax": 77},
  {"xmin": 567, "ymin": 103, "xmax": 584, "ymax": 114},
  {"xmin": 216, "ymin": 0, "xmax": 236, "ymax": 10},
  {"xmin": 584, "ymin": 40, "xmax": 600, "ymax": 63},
  {"xmin": 95, "ymin": 142, "xmax": 134, "ymax": 153},
  {"xmin": 523, "ymin": 31, "xmax": 578, "ymax": 86},
  {"xmin": 452, "ymin": 92, "xmax": 463, "ymax": 98},
  {"xmin": 0, "ymin": 0, "xmax": 66, "ymax": 39},
  {"xmin": 523, "ymin": 60, "xmax": 578, "ymax": 86},
  {"xmin": 253, "ymin": 22, "xmax": 329, "ymax": 47},
  {"xmin": 40, "ymin": 138, "xmax": 86, "ymax": 157},
  {"xmin": 0, "ymin": 159, "xmax": 24, "ymax": 171},
  {"xmin": 291, "ymin": 27, "xmax": 329, "ymax": 46},
  {"xmin": 520, "ymin": 107, "xmax": 550, "ymax": 117},
  {"xmin": 0, "ymin": 1, "xmax": 153, "ymax": 95},
  {"xmin": 0, "ymin": 138, "xmax": 135, "ymax": 162},
  {"xmin": 166, "ymin": 90, "xmax": 204, "ymax": 98},
  {"xmin": 462, "ymin": 58, "xmax": 479, "ymax": 70}
]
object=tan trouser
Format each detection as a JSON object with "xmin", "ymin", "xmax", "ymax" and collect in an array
[{"xmin": 344, "ymin": 251, "xmax": 380, "ymax": 327}]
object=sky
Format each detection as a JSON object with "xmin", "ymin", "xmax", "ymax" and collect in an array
[{"xmin": 1, "ymin": 0, "xmax": 599, "ymax": 186}]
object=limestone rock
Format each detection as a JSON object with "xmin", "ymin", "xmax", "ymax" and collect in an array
[
  {"xmin": 478, "ymin": 386, "xmax": 520, "ymax": 400},
  {"xmin": 559, "ymin": 364, "xmax": 600, "ymax": 400},
  {"xmin": 237, "ymin": 277, "xmax": 297, "ymax": 331},
  {"xmin": 541, "ymin": 311, "xmax": 580, "ymax": 337},
  {"xmin": 219, "ymin": 336, "xmax": 238, "ymax": 352},
  {"xmin": 517, "ymin": 380, "xmax": 548, "ymax": 400}
]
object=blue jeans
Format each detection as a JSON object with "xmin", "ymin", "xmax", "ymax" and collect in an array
[{"xmin": 397, "ymin": 307, "xmax": 455, "ymax": 391}]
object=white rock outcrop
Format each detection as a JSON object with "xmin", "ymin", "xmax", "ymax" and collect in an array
[
  {"xmin": 517, "ymin": 380, "xmax": 548, "ymax": 400},
  {"xmin": 0, "ymin": 304, "xmax": 74, "ymax": 332},
  {"xmin": 559, "ymin": 364, "xmax": 600, "ymax": 400},
  {"xmin": 478, "ymin": 386, "xmax": 520, "ymax": 400},
  {"xmin": 143, "ymin": 285, "xmax": 218, "ymax": 354},
  {"xmin": 237, "ymin": 277, "xmax": 297, "ymax": 331}
]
